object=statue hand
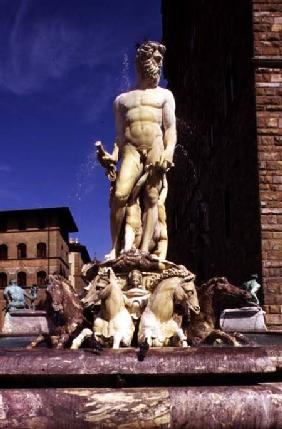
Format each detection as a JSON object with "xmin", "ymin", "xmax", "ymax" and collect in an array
[
  {"xmin": 159, "ymin": 148, "xmax": 174, "ymax": 171},
  {"xmin": 96, "ymin": 141, "xmax": 117, "ymax": 181}
]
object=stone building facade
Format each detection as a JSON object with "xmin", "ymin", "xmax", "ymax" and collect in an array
[
  {"xmin": 69, "ymin": 238, "xmax": 91, "ymax": 293},
  {"xmin": 0, "ymin": 207, "xmax": 78, "ymax": 329},
  {"xmin": 162, "ymin": 0, "xmax": 282, "ymax": 329}
]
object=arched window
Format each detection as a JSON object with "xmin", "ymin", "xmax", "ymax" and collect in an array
[
  {"xmin": 0, "ymin": 244, "xmax": 8, "ymax": 260},
  {"xmin": 37, "ymin": 243, "xmax": 47, "ymax": 258},
  {"xmin": 0, "ymin": 272, "xmax": 7, "ymax": 288},
  {"xmin": 37, "ymin": 271, "xmax": 47, "ymax": 286},
  {"xmin": 17, "ymin": 272, "xmax": 27, "ymax": 287},
  {"xmin": 17, "ymin": 243, "xmax": 27, "ymax": 259}
]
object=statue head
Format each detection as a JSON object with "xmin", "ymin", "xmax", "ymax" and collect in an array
[
  {"xmin": 136, "ymin": 41, "xmax": 166, "ymax": 88},
  {"xmin": 128, "ymin": 269, "xmax": 143, "ymax": 289}
]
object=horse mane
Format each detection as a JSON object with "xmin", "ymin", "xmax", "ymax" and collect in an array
[
  {"xmin": 198, "ymin": 277, "xmax": 228, "ymax": 295},
  {"xmin": 48, "ymin": 275, "xmax": 83, "ymax": 312},
  {"xmin": 150, "ymin": 265, "xmax": 195, "ymax": 290},
  {"xmin": 61, "ymin": 279, "xmax": 83, "ymax": 311}
]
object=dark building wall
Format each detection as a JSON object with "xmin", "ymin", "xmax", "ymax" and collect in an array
[
  {"xmin": 162, "ymin": 0, "xmax": 282, "ymax": 329},
  {"xmin": 162, "ymin": 0, "xmax": 261, "ymax": 285}
]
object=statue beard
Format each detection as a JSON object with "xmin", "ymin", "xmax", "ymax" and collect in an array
[{"xmin": 137, "ymin": 57, "xmax": 162, "ymax": 87}]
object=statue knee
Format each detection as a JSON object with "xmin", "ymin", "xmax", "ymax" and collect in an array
[{"xmin": 114, "ymin": 188, "xmax": 130, "ymax": 205}]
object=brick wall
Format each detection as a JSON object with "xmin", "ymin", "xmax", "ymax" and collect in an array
[{"xmin": 253, "ymin": 0, "xmax": 282, "ymax": 329}]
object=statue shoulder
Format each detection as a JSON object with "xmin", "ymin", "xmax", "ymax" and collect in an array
[
  {"xmin": 114, "ymin": 92, "xmax": 127, "ymax": 107},
  {"xmin": 162, "ymin": 88, "xmax": 175, "ymax": 102},
  {"xmin": 157, "ymin": 87, "xmax": 175, "ymax": 106}
]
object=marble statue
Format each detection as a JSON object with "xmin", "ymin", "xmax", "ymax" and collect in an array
[
  {"xmin": 124, "ymin": 269, "xmax": 150, "ymax": 320},
  {"xmin": 241, "ymin": 274, "xmax": 261, "ymax": 305},
  {"xmin": 72, "ymin": 268, "xmax": 135, "ymax": 349},
  {"xmin": 3, "ymin": 280, "xmax": 38, "ymax": 313},
  {"xmin": 138, "ymin": 273, "xmax": 200, "ymax": 347},
  {"xmin": 3, "ymin": 280, "xmax": 26, "ymax": 311},
  {"xmin": 96, "ymin": 41, "xmax": 176, "ymax": 260}
]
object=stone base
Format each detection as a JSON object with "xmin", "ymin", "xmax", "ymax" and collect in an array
[
  {"xmin": 2, "ymin": 310, "xmax": 50, "ymax": 335},
  {"xmin": 220, "ymin": 307, "xmax": 267, "ymax": 332}
]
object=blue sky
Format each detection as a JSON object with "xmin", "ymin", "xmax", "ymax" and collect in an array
[{"xmin": 0, "ymin": 0, "xmax": 163, "ymax": 259}]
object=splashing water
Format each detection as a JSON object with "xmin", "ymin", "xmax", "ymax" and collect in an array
[
  {"xmin": 73, "ymin": 142, "xmax": 99, "ymax": 202},
  {"xmin": 120, "ymin": 52, "xmax": 130, "ymax": 92}
]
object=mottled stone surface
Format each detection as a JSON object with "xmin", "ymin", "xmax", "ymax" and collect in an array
[
  {"xmin": 2, "ymin": 310, "xmax": 49, "ymax": 334},
  {"xmin": 220, "ymin": 307, "xmax": 267, "ymax": 332},
  {"xmin": 0, "ymin": 347, "xmax": 280, "ymax": 376},
  {"xmin": 0, "ymin": 385, "xmax": 281, "ymax": 428}
]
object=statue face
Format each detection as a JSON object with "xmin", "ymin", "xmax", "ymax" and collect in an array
[
  {"xmin": 136, "ymin": 41, "xmax": 166, "ymax": 87},
  {"xmin": 128, "ymin": 270, "xmax": 142, "ymax": 288}
]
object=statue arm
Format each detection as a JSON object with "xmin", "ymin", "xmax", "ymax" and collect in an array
[
  {"xmin": 161, "ymin": 90, "xmax": 176, "ymax": 168},
  {"xmin": 95, "ymin": 96, "xmax": 124, "ymax": 181},
  {"xmin": 96, "ymin": 141, "xmax": 118, "ymax": 182},
  {"xmin": 251, "ymin": 282, "xmax": 261, "ymax": 294},
  {"xmin": 114, "ymin": 96, "xmax": 125, "ymax": 154}
]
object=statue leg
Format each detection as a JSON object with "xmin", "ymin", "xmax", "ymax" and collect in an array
[
  {"xmin": 152, "ymin": 207, "xmax": 168, "ymax": 260},
  {"xmin": 124, "ymin": 223, "xmax": 136, "ymax": 251},
  {"xmin": 57, "ymin": 333, "xmax": 70, "ymax": 349},
  {"xmin": 107, "ymin": 145, "xmax": 142, "ymax": 259},
  {"xmin": 27, "ymin": 334, "xmax": 46, "ymax": 349},
  {"xmin": 71, "ymin": 328, "xmax": 93, "ymax": 349},
  {"xmin": 141, "ymin": 144, "xmax": 163, "ymax": 253},
  {"xmin": 141, "ymin": 176, "xmax": 161, "ymax": 253},
  {"xmin": 176, "ymin": 328, "xmax": 189, "ymax": 347},
  {"xmin": 112, "ymin": 332, "xmax": 123, "ymax": 349},
  {"xmin": 124, "ymin": 202, "xmax": 141, "ymax": 251}
]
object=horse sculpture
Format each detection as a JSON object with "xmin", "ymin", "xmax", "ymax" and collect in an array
[
  {"xmin": 28, "ymin": 274, "xmax": 85, "ymax": 349},
  {"xmin": 186, "ymin": 277, "xmax": 253, "ymax": 346},
  {"xmin": 71, "ymin": 268, "xmax": 135, "ymax": 349},
  {"xmin": 138, "ymin": 275, "xmax": 200, "ymax": 347}
]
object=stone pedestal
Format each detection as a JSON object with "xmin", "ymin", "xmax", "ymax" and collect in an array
[
  {"xmin": 220, "ymin": 307, "xmax": 267, "ymax": 332},
  {"xmin": 2, "ymin": 310, "xmax": 50, "ymax": 335}
]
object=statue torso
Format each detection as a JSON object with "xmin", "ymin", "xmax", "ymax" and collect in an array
[{"xmin": 116, "ymin": 87, "xmax": 171, "ymax": 151}]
